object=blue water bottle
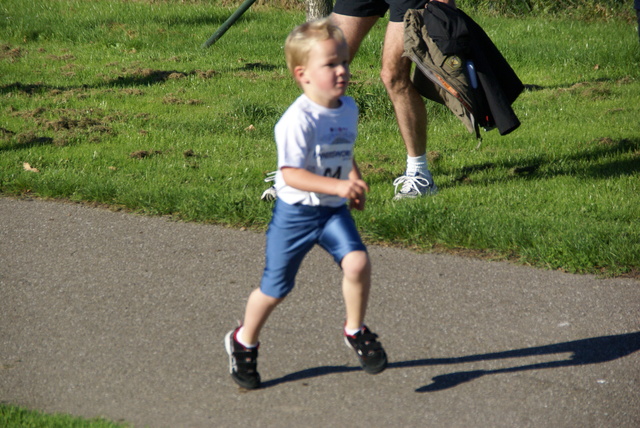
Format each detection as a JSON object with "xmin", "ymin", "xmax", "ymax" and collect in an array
[{"xmin": 466, "ymin": 60, "xmax": 478, "ymax": 89}]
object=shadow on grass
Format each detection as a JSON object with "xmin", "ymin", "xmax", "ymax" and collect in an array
[
  {"xmin": 0, "ymin": 61, "xmax": 279, "ymax": 95},
  {"xmin": 260, "ymin": 331, "xmax": 640, "ymax": 392},
  {"xmin": 523, "ymin": 76, "xmax": 633, "ymax": 92},
  {"xmin": 0, "ymin": 133, "xmax": 54, "ymax": 153},
  {"xmin": 444, "ymin": 137, "xmax": 640, "ymax": 187}
]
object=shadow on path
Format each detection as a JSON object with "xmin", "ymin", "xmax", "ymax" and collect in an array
[
  {"xmin": 261, "ymin": 332, "xmax": 640, "ymax": 392},
  {"xmin": 414, "ymin": 331, "xmax": 640, "ymax": 392}
]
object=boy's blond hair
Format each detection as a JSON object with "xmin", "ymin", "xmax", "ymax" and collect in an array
[{"xmin": 284, "ymin": 17, "xmax": 347, "ymax": 76}]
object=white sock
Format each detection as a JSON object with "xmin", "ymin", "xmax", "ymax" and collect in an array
[
  {"xmin": 344, "ymin": 325, "xmax": 363, "ymax": 337},
  {"xmin": 236, "ymin": 327, "xmax": 258, "ymax": 348},
  {"xmin": 407, "ymin": 154, "xmax": 427, "ymax": 175}
]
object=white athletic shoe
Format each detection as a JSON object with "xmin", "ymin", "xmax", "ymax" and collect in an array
[
  {"xmin": 260, "ymin": 171, "xmax": 277, "ymax": 202},
  {"xmin": 393, "ymin": 171, "xmax": 437, "ymax": 200}
]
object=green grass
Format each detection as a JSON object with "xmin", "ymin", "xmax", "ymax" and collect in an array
[
  {"xmin": 1, "ymin": 0, "xmax": 639, "ymax": 280},
  {"xmin": 457, "ymin": 0, "xmax": 632, "ymax": 19},
  {"xmin": 0, "ymin": 403, "xmax": 127, "ymax": 428}
]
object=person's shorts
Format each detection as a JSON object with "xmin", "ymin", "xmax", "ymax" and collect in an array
[
  {"xmin": 333, "ymin": 0, "xmax": 429, "ymax": 22},
  {"xmin": 259, "ymin": 200, "xmax": 367, "ymax": 299}
]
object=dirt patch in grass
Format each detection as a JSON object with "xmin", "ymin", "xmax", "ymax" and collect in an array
[
  {"xmin": 6, "ymin": 107, "xmax": 125, "ymax": 147},
  {"xmin": 130, "ymin": 149, "xmax": 163, "ymax": 159},
  {"xmin": 0, "ymin": 127, "xmax": 16, "ymax": 139},
  {"xmin": 163, "ymin": 93, "xmax": 202, "ymax": 105},
  {"xmin": 558, "ymin": 81, "xmax": 612, "ymax": 100},
  {"xmin": 0, "ymin": 44, "xmax": 23, "ymax": 62},
  {"xmin": 44, "ymin": 116, "xmax": 100, "ymax": 131},
  {"xmin": 105, "ymin": 67, "xmax": 217, "ymax": 86}
]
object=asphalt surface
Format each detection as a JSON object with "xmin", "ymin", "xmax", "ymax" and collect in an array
[{"xmin": 1, "ymin": 196, "xmax": 638, "ymax": 428}]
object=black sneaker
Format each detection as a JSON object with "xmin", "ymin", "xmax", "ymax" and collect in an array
[
  {"xmin": 224, "ymin": 327, "xmax": 261, "ymax": 389},
  {"xmin": 344, "ymin": 326, "xmax": 388, "ymax": 374}
]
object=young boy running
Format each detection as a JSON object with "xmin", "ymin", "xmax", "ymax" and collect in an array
[{"xmin": 225, "ymin": 18, "xmax": 387, "ymax": 390}]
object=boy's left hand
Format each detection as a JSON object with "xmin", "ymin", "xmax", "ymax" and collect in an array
[
  {"xmin": 340, "ymin": 178, "xmax": 368, "ymax": 211},
  {"xmin": 350, "ymin": 193, "xmax": 366, "ymax": 211}
]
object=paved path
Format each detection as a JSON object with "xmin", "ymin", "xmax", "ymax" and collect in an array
[{"xmin": 1, "ymin": 197, "xmax": 638, "ymax": 428}]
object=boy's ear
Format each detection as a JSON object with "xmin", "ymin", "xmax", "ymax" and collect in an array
[{"xmin": 293, "ymin": 65, "xmax": 306, "ymax": 84}]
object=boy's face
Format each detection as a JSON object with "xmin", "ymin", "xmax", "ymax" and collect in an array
[{"xmin": 295, "ymin": 37, "xmax": 350, "ymax": 108}]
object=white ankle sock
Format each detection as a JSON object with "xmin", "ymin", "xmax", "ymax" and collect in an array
[
  {"xmin": 407, "ymin": 154, "xmax": 427, "ymax": 175},
  {"xmin": 236, "ymin": 327, "xmax": 258, "ymax": 348},
  {"xmin": 344, "ymin": 325, "xmax": 363, "ymax": 336}
]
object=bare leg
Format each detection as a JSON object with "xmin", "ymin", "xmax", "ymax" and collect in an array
[
  {"xmin": 240, "ymin": 288, "xmax": 284, "ymax": 345},
  {"xmin": 330, "ymin": 13, "xmax": 379, "ymax": 62},
  {"xmin": 341, "ymin": 250, "xmax": 371, "ymax": 330},
  {"xmin": 380, "ymin": 21, "xmax": 427, "ymax": 158}
]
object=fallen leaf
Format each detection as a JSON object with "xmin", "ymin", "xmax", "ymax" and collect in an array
[
  {"xmin": 23, "ymin": 162, "xmax": 40, "ymax": 173},
  {"xmin": 245, "ymin": 124, "xmax": 256, "ymax": 131}
]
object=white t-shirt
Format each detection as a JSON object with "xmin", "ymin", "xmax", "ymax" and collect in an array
[{"xmin": 274, "ymin": 94, "xmax": 358, "ymax": 207}]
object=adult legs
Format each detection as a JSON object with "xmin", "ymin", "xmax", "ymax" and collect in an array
[
  {"xmin": 380, "ymin": 21, "xmax": 427, "ymax": 159},
  {"xmin": 330, "ymin": 13, "xmax": 379, "ymax": 63},
  {"xmin": 332, "ymin": 15, "xmax": 428, "ymax": 159},
  {"xmin": 332, "ymin": 14, "xmax": 432, "ymax": 197}
]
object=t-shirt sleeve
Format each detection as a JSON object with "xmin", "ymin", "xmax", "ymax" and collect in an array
[{"xmin": 275, "ymin": 110, "xmax": 314, "ymax": 171}]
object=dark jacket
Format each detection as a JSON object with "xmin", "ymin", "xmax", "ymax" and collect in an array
[{"xmin": 404, "ymin": 2, "xmax": 523, "ymax": 137}]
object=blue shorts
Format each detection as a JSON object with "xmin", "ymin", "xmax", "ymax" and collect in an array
[
  {"xmin": 333, "ymin": 0, "xmax": 428, "ymax": 22},
  {"xmin": 260, "ymin": 200, "xmax": 367, "ymax": 299}
]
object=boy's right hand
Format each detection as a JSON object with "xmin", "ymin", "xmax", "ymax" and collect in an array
[{"xmin": 281, "ymin": 168, "xmax": 368, "ymax": 208}]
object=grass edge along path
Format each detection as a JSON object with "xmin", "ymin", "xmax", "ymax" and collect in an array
[{"xmin": 0, "ymin": 0, "xmax": 638, "ymax": 280}]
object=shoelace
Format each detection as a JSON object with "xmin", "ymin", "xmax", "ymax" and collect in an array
[
  {"xmin": 393, "ymin": 174, "xmax": 430, "ymax": 194},
  {"xmin": 264, "ymin": 171, "xmax": 277, "ymax": 183},
  {"xmin": 261, "ymin": 171, "xmax": 277, "ymax": 201}
]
